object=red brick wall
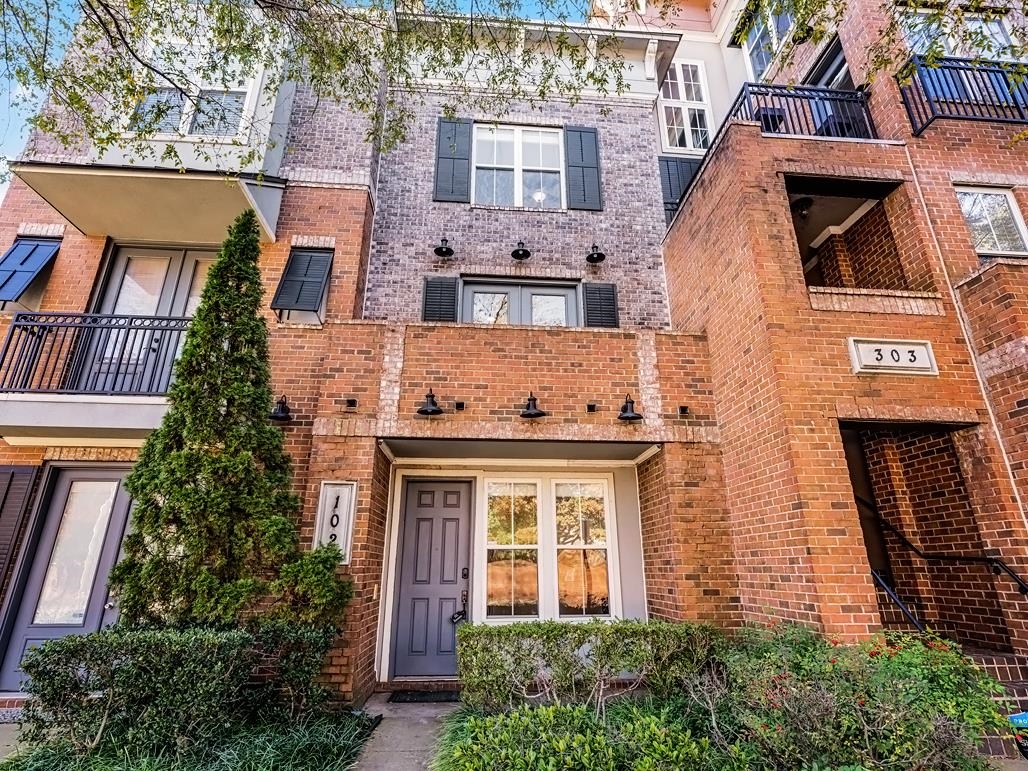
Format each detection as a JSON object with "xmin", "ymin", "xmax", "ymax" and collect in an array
[{"xmin": 843, "ymin": 201, "xmax": 908, "ymax": 291}]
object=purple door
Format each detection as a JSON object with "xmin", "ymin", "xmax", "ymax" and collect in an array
[
  {"xmin": 0, "ymin": 468, "xmax": 131, "ymax": 691},
  {"xmin": 392, "ymin": 480, "xmax": 471, "ymax": 678}
]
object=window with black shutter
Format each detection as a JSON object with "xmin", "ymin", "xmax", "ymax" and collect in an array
[
  {"xmin": 271, "ymin": 248, "xmax": 333, "ymax": 323},
  {"xmin": 0, "ymin": 466, "xmax": 37, "ymax": 586},
  {"xmin": 658, "ymin": 156, "xmax": 702, "ymax": 224},
  {"xmin": 583, "ymin": 283, "xmax": 619, "ymax": 328},
  {"xmin": 422, "ymin": 277, "xmax": 460, "ymax": 322}
]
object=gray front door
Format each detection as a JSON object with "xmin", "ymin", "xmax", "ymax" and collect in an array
[
  {"xmin": 0, "ymin": 469, "xmax": 131, "ymax": 691},
  {"xmin": 392, "ymin": 480, "xmax": 472, "ymax": 678}
]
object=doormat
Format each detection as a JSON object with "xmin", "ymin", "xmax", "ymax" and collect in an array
[{"xmin": 387, "ymin": 690, "xmax": 461, "ymax": 703}]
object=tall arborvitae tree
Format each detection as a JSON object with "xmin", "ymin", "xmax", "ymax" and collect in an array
[{"xmin": 110, "ymin": 209, "xmax": 350, "ymax": 627}]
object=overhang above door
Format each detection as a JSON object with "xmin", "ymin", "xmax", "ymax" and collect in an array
[{"xmin": 381, "ymin": 438, "xmax": 659, "ymax": 464}]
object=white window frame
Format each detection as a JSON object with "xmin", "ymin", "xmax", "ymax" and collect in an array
[
  {"xmin": 122, "ymin": 38, "xmax": 259, "ymax": 143},
  {"xmin": 459, "ymin": 279, "xmax": 582, "ymax": 327},
  {"xmin": 475, "ymin": 473, "xmax": 622, "ymax": 624},
  {"xmin": 902, "ymin": 9, "xmax": 1019, "ymax": 60},
  {"xmin": 954, "ymin": 186, "xmax": 1028, "ymax": 257},
  {"xmin": 657, "ymin": 60, "xmax": 714, "ymax": 155},
  {"xmin": 742, "ymin": 8, "xmax": 795, "ymax": 80},
  {"xmin": 470, "ymin": 124, "xmax": 566, "ymax": 210}
]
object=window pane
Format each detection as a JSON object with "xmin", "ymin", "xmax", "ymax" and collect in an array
[
  {"xmin": 531, "ymin": 294, "xmax": 568, "ymax": 326},
  {"xmin": 487, "ymin": 548, "xmax": 539, "ymax": 617},
  {"xmin": 487, "ymin": 482, "xmax": 538, "ymax": 545},
  {"xmin": 522, "ymin": 171, "xmax": 561, "ymax": 209},
  {"xmin": 472, "ymin": 292, "xmax": 511, "ymax": 324},
  {"xmin": 113, "ymin": 256, "xmax": 169, "ymax": 316},
  {"xmin": 188, "ymin": 90, "xmax": 246, "ymax": 136},
  {"xmin": 34, "ymin": 481, "xmax": 117, "ymax": 625},
  {"xmin": 747, "ymin": 20, "xmax": 774, "ymax": 78},
  {"xmin": 689, "ymin": 109, "xmax": 711, "ymax": 150},
  {"xmin": 660, "ymin": 65, "xmax": 680, "ymax": 100},
  {"xmin": 474, "ymin": 168, "xmax": 515, "ymax": 206},
  {"xmin": 539, "ymin": 133, "xmax": 561, "ymax": 168},
  {"xmin": 664, "ymin": 106, "xmax": 687, "ymax": 148},
  {"xmin": 557, "ymin": 549, "xmax": 609, "ymax": 616},
  {"xmin": 185, "ymin": 260, "xmax": 213, "ymax": 317},
  {"xmin": 680, "ymin": 63, "xmax": 704, "ymax": 102},
  {"xmin": 555, "ymin": 482, "xmax": 607, "ymax": 546},
  {"xmin": 958, "ymin": 191, "xmax": 1028, "ymax": 253},
  {"xmin": 131, "ymin": 88, "xmax": 184, "ymax": 133}
]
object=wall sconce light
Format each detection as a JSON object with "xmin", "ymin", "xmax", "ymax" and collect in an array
[
  {"xmin": 520, "ymin": 392, "xmax": 548, "ymax": 419},
  {"xmin": 511, "ymin": 241, "xmax": 532, "ymax": 261},
  {"xmin": 416, "ymin": 389, "xmax": 444, "ymax": 416},
  {"xmin": 618, "ymin": 394, "xmax": 643, "ymax": 422},
  {"xmin": 434, "ymin": 237, "xmax": 454, "ymax": 258},
  {"xmin": 586, "ymin": 244, "xmax": 606, "ymax": 265},
  {"xmin": 269, "ymin": 395, "xmax": 293, "ymax": 425}
]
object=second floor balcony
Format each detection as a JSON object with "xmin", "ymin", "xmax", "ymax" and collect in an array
[
  {"xmin": 728, "ymin": 83, "xmax": 877, "ymax": 140},
  {"xmin": 0, "ymin": 313, "xmax": 188, "ymax": 445},
  {"xmin": 899, "ymin": 55, "xmax": 1028, "ymax": 135}
]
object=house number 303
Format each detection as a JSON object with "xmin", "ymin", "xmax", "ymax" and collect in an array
[{"xmin": 849, "ymin": 339, "xmax": 938, "ymax": 376}]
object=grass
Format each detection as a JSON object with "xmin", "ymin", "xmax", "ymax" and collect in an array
[{"xmin": 0, "ymin": 715, "xmax": 376, "ymax": 771}]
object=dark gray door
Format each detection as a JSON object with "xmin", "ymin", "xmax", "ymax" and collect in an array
[
  {"xmin": 392, "ymin": 480, "xmax": 471, "ymax": 678},
  {"xmin": 0, "ymin": 469, "xmax": 131, "ymax": 691}
]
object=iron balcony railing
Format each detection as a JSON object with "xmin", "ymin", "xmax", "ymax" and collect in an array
[
  {"xmin": 0, "ymin": 313, "xmax": 190, "ymax": 396},
  {"xmin": 899, "ymin": 55, "xmax": 1028, "ymax": 135},
  {"xmin": 728, "ymin": 83, "xmax": 878, "ymax": 140}
]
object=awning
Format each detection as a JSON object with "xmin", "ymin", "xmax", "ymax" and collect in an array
[{"xmin": 382, "ymin": 438, "xmax": 659, "ymax": 463}]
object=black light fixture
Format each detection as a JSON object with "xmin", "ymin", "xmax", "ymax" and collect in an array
[
  {"xmin": 269, "ymin": 395, "xmax": 292, "ymax": 425},
  {"xmin": 434, "ymin": 237, "xmax": 454, "ymax": 258},
  {"xmin": 790, "ymin": 196, "xmax": 814, "ymax": 220},
  {"xmin": 618, "ymin": 394, "xmax": 643, "ymax": 422},
  {"xmin": 586, "ymin": 244, "xmax": 606, "ymax": 265},
  {"xmin": 520, "ymin": 392, "xmax": 548, "ymax": 419},
  {"xmin": 511, "ymin": 241, "xmax": 531, "ymax": 261},
  {"xmin": 416, "ymin": 389, "xmax": 444, "ymax": 416}
]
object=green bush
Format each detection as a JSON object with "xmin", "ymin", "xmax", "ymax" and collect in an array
[
  {"xmin": 456, "ymin": 619, "xmax": 724, "ymax": 712},
  {"xmin": 0, "ymin": 715, "xmax": 375, "ymax": 771},
  {"xmin": 247, "ymin": 620, "xmax": 337, "ymax": 720},
  {"xmin": 19, "ymin": 627, "xmax": 256, "ymax": 755},
  {"xmin": 431, "ymin": 704, "xmax": 722, "ymax": 771}
]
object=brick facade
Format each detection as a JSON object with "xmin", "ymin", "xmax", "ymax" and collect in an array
[{"xmin": 0, "ymin": 0, "xmax": 1026, "ymax": 706}]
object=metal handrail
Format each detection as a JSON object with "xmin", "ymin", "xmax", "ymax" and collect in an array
[
  {"xmin": 855, "ymin": 493, "xmax": 1028, "ymax": 596},
  {"xmin": 898, "ymin": 54, "xmax": 1028, "ymax": 135},
  {"xmin": 871, "ymin": 568, "xmax": 926, "ymax": 632},
  {"xmin": 0, "ymin": 312, "xmax": 191, "ymax": 396}
]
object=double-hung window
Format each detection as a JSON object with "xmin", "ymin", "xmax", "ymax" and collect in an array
[
  {"xmin": 955, "ymin": 187, "xmax": 1028, "ymax": 256},
  {"xmin": 461, "ymin": 280, "xmax": 579, "ymax": 327},
  {"xmin": 473, "ymin": 125, "xmax": 564, "ymax": 209},
  {"xmin": 483, "ymin": 477, "xmax": 618, "ymax": 621},
  {"xmin": 741, "ymin": 7, "xmax": 794, "ymax": 79},
  {"xmin": 658, "ymin": 62, "xmax": 712, "ymax": 152}
]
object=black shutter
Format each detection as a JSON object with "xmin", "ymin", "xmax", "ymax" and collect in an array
[
  {"xmin": 271, "ymin": 248, "xmax": 333, "ymax": 313},
  {"xmin": 658, "ymin": 156, "xmax": 702, "ymax": 224},
  {"xmin": 422, "ymin": 277, "xmax": 459, "ymax": 322},
  {"xmin": 434, "ymin": 118, "xmax": 473, "ymax": 203},
  {"xmin": 0, "ymin": 466, "xmax": 36, "ymax": 583},
  {"xmin": 565, "ymin": 127, "xmax": 603, "ymax": 211},
  {"xmin": 583, "ymin": 283, "xmax": 619, "ymax": 328}
]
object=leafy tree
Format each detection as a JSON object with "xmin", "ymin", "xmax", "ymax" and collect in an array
[{"xmin": 108, "ymin": 208, "xmax": 351, "ymax": 627}]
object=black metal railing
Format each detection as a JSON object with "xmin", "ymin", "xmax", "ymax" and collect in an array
[
  {"xmin": 728, "ymin": 83, "xmax": 877, "ymax": 140},
  {"xmin": 0, "ymin": 313, "xmax": 190, "ymax": 396},
  {"xmin": 871, "ymin": 569, "xmax": 926, "ymax": 632},
  {"xmin": 899, "ymin": 55, "xmax": 1028, "ymax": 135}
]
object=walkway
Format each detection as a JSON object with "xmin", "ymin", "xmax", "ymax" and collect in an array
[{"xmin": 353, "ymin": 693, "xmax": 458, "ymax": 770}]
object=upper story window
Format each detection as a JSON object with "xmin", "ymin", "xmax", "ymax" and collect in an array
[
  {"xmin": 658, "ymin": 62, "xmax": 712, "ymax": 153},
  {"xmin": 902, "ymin": 10, "xmax": 1018, "ymax": 60},
  {"xmin": 955, "ymin": 187, "xmax": 1028, "ymax": 256},
  {"xmin": 741, "ymin": 6, "xmax": 794, "ymax": 79},
  {"xmin": 434, "ymin": 119, "xmax": 603, "ymax": 211},
  {"xmin": 473, "ymin": 125, "xmax": 564, "ymax": 209},
  {"xmin": 128, "ymin": 44, "xmax": 252, "ymax": 140}
]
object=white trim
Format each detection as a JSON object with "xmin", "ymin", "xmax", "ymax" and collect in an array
[
  {"xmin": 375, "ymin": 466, "xmax": 634, "ymax": 683},
  {"xmin": 390, "ymin": 456, "xmax": 641, "ymax": 469},
  {"xmin": 657, "ymin": 60, "xmax": 713, "ymax": 154},
  {"xmin": 848, "ymin": 337, "xmax": 939, "ymax": 376},
  {"xmin": 954, "ymin": 186, "xmax": 1028, "ymax": 257}
]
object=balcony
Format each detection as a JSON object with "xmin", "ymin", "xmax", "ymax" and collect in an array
[
  {"xmin": 899, "ymin": 55, "xmax": 1028, "ymax": 135},
  {"xmin": 0, "ymin": 313, "xmax": 188, "ymax": 446},
  {"xmin": 728, "ymin": 83, "xmax": 877, "ymax": 140}
]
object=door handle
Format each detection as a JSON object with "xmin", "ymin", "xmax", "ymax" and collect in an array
[
  {"xmin": 450, "ymin": 589, "xmax": 469, "ymax": 624},
  {"xmin": 103, "ymin": 602, "xmax": 115, "ymax": 610}
]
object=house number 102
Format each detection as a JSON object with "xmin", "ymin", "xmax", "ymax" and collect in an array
[{"xmin": 315, "ymin": 481, "xmax": 356, "ymax": 563}]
